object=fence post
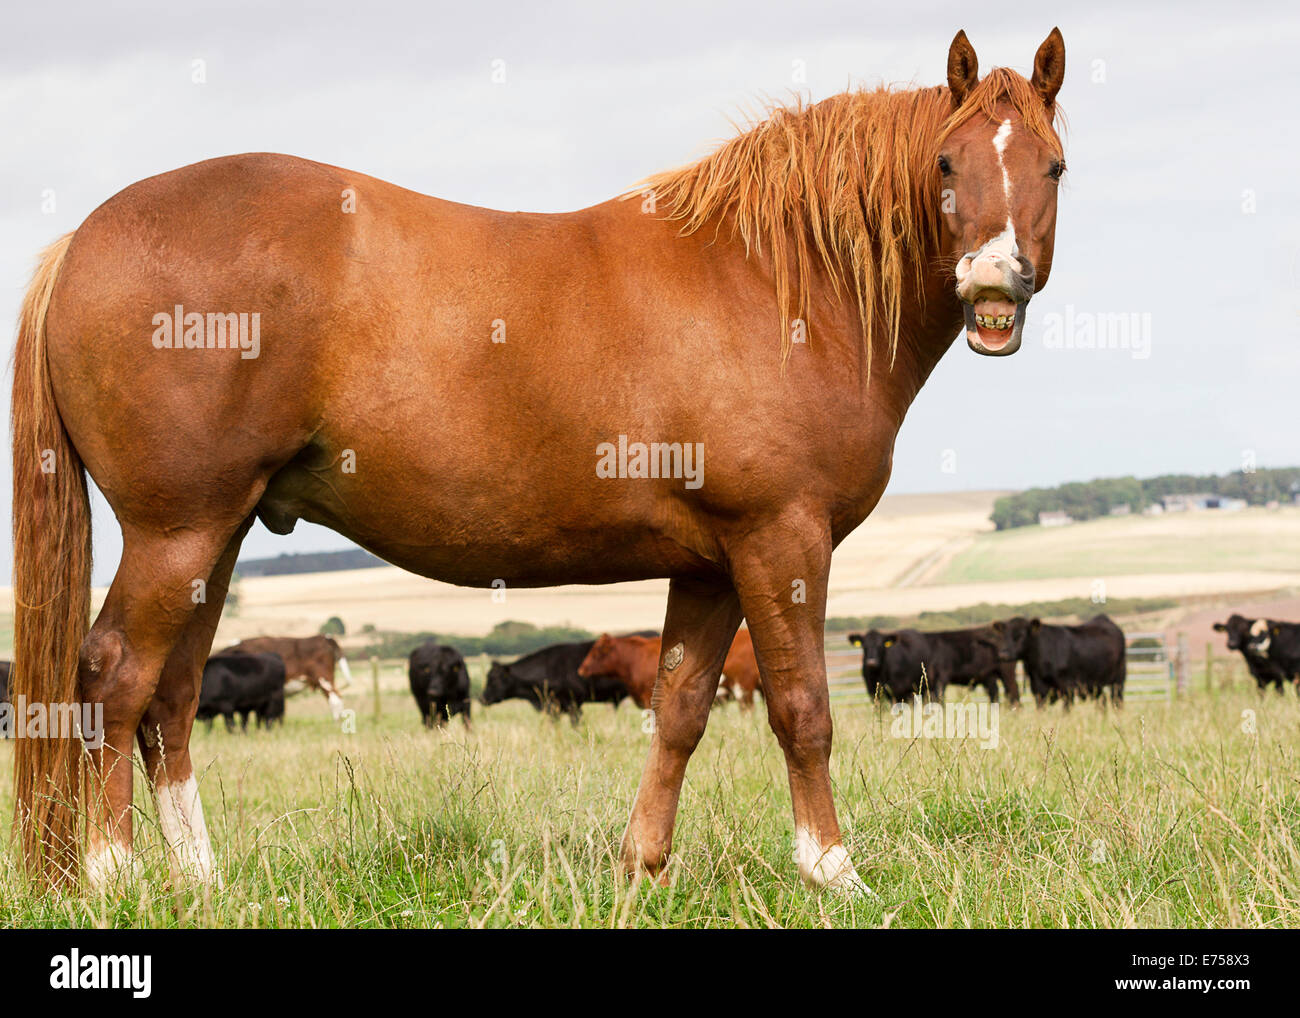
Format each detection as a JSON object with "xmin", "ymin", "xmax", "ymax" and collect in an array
[
  {"xmin": 371, "ymin": 655, "xmax": 381, "ymax": 721},
  {"xmin": 1175, "ymin": 632, "xmax": 1188, "ymax": 696},
  {"xmin": 1205, "ymin": 642, "xmax": 1214, "ymax": 693}
]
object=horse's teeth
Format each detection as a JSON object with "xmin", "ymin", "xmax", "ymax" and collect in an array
[{"xmin": 974, "ymin": 312, "xmax": 1015, "ymax": 331}]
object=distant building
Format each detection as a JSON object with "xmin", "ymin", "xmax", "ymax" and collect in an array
[
  {"xmin": 1161, "ymin": 493, "xmax": 1206, "ymax": 512},
  {"xmin": 1143, "ymin": 502, "xmax": 1165, "ymax": 516},
  {"xmin": 1161, "ymin": 493, "xmax": 1246, "ymax": 512},
  {"xmin": 1108, "ymin": 503, "xmax": 1132, "ymax": 516},
  {"xmin": 1038, "ymin": 510, "xmax": 1074, "ymax": 527}
]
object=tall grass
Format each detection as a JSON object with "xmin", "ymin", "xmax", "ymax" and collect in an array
[{"xmin": 2, "ymin": 667, "xmax": 1298, "ymax": 928}]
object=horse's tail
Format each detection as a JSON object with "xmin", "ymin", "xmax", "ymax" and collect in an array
[{"xmin": 11, "ymin": 231, "xmax": 92, "ymax": 887}]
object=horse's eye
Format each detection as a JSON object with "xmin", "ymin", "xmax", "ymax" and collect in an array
[
  {"xmin": 1048, "ymin": 160, "xmax": 1066, "ymax": 180},
  {"xmin": 938, "ymin": 155, "xmax": 952, "ymax": 176}
]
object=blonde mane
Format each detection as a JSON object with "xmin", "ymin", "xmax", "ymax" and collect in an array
[{"xmin": 638, "ymin": 68, "xmax": 1063, "ymax": 369}]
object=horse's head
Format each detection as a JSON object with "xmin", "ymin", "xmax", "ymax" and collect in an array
[{"xmin": 939, "ymin": 28, "xmax": 1066, "ymax": 356}]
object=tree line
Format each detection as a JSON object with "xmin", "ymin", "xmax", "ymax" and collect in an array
[{"xmin": 990, "ymin": 467, "xmax": 1300, "ymax": 530}]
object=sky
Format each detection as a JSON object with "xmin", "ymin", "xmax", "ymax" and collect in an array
[{"xmin": 1, "ymin": 0, "xmax": 1296, "ymax": 584}]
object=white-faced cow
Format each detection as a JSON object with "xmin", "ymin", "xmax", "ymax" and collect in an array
[
  {"xmin": 1214, "ymin": 615, "xmax": 1297, "ymax": 693},
  {"xmin": 221, "ymin": 634, "xmax": 353, "ymax": 719}
]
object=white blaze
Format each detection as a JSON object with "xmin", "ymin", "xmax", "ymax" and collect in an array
[{"xmin": 991, "ymin": 118, "xmax": 1017, "ymax": 252}]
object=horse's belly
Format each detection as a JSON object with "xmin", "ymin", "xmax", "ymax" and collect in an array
[{"xmin": 258, "ymin": 457, "xmax": 714, "ymax": 588}]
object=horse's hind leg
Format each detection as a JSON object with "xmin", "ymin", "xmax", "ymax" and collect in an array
[
  {"xmin": 81, "ymin": 522, "xmax": 246, "ymax": 889},
  {"xmin": 136, "ymin": 519, "xmax": 251, "ymax": 888},
  {"xmin": 620, "ymin": 575, "xmax": 742, "ymax": 882}
]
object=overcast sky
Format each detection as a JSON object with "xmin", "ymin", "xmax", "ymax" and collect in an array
[{"xmin": 2, "ymin": 1, "xmax": 1296, "ymax": 583}]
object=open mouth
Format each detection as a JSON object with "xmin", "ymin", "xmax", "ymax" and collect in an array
[{"xmin": 963, "ymin": 293, "xmax": 1027, "ymax": 357}]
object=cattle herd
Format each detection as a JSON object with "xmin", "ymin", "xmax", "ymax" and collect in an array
[
  {"xmin": 850, "ymin": 614, "xmax": 1126, "ymax": 707},
  {"xmin": 0, "ymin": 613, "xmax": 1297, "ymax": 735}
]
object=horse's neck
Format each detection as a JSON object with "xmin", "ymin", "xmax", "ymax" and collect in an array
[{"xmin": 839, "ymin": 261, "xmax": 964, "ymax": 426}]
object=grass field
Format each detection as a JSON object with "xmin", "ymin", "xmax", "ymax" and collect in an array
[
  {"xmin": 3, "ymin": 657, "xmax": 1298, "ymax": 929},
  {"xmin": 937, "ymin": 507, "xmax": 1300, "ymax": 585}
]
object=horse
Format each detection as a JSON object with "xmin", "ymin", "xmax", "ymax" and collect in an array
[
  {"xmin": 219, "ymin": 634, "xmax": 353, "ymax": 719},
  {"xmin": 10, "ymin": 28, "xmax": 1066, "ymax": 891},
  {"xmin": 579, "ymin": 630, "xmax": 762, "ymax": 710}
]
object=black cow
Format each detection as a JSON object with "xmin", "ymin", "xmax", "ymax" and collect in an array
[
  {"xmin": 847, "ymin": 629, "xmax": 947, "ymax": 703},
  {"xmin": 409, "ymin": 640, "xmax": 472, "ymax": 728},
  {"xmin": 849, "ymin": 627, "xmax": 1019, "ymax": 705},
  {"xmin": 482, "ymin": 640, "xmax": 628, "ymax": 725},
  {"xmin": 1252, "ymin": 620, "xmax": 1300, "ymax": 686},
  {"xmin": 985, "ymin": 614, "xmax": 1125, "ymax": 707},
  {"xmin": 1215, "ymin": 615, "xmax": 1298, "ymax": 692},
  {"xmin": 930, "ymin": 627, "xmax": 1020, "ymax": 704},
  {"xmin": 198, "ymin": 652, "xmax": 286, "ymax": 732},
  {"xmin": 847, "ymin": 632, "xmax": 886, "ymax": 698}
]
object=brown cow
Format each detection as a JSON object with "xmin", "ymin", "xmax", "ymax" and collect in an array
[
  {"xmin": 220, "ymin": 635, "xmax": 352, "ymax": 719},
  {"xmin": 580, "ymin": 630, "xmax": 761, "ymax": 710}
]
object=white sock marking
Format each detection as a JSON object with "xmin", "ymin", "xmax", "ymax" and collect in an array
[
  {"xmin": 794, "ymin": 827, "xmax": 875, "ymax": 895},
  {"xmin": 85, "ymin": 842, "xmax": 135, "ymax": 890},
  {"xmin": 155, "ymin": 774, "xmax": 217, "ymax": 885}
]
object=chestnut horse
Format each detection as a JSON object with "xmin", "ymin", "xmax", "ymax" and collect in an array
[
  {"xmin": 580, "ymin": 631, "xmax": 762, "ymax": 710},
  {"xmin": 11, "ymin": 29, "xmax": 1065, "ymax": 890}
]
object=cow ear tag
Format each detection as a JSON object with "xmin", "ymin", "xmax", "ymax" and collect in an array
[
  {"xmin": 884, "ymin": 639, "xmax": 894, "ymax": 648},
  {"xmin": 663, "ymin": 643, "xmax": 685, "ymax": 671}
]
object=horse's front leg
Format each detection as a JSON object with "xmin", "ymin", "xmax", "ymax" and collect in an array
[
  {"xmin": 731, "ymin": 515, "xmax": 869, "ymax": 893},
  {"xmin": 620, "ymin": 575, "xmax": 742, "ymax": 882}
]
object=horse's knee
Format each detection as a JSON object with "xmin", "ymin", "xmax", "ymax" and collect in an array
[
  {"xmin": 766, "ymin": 684, "xmax": 832, "ymax": 760},
  {"xmin": 655, "ymin": 698, "xmax": 709, "ymax": 753},
  {"xmin": 78, "ymin": 628, "xmax": 156, "ymax": 728}
]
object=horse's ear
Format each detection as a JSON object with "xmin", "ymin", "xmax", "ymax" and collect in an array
[
  {"xmin": 947, "ymin": 30, "xmax": 979, "ymax": 108},
  {"xmin": 1030, "ymin": 27, "xmax": 1065, "ymax": 108}
]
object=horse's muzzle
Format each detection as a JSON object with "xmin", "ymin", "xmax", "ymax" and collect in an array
[{"xmin": 956, "ymin": 250, "xmax": 1036, "ymax": 357}]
